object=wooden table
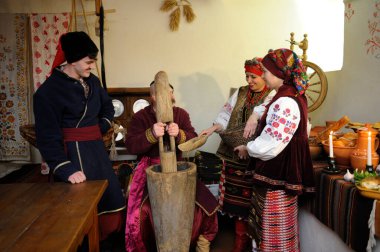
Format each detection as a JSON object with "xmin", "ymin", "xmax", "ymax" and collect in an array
[{"xmin": 0, "ymin": 180, "xmax": 108, "ymax": 252}]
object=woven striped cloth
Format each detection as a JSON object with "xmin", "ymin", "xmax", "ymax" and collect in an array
[
  {"xmin": 248, "ymin": 187, "xmax": 299, "ymax": 251},
  {"xmin": 311, "ymin": 162, "xmax": 374, "ymax": 252}
]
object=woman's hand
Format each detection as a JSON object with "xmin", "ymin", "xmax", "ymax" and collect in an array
[
  {"xmin": 200, "ymin": 124, "xmax": 222, "ymax": 136},
  {"xmin": 243, "ymin": 113, "xmax": 259, "ymax": 139},
  {"xmin": 234, "ymin": 145, "xmax": 249, "ymax": 160},
  {"xmin": 200, "ymin": 127, "xmax": 214, "ymax": 137}
]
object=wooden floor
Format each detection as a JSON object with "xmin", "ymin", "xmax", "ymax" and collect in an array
[{"xmin": 0, "ymin": 164, "xmax": 235, "ymax": 252}]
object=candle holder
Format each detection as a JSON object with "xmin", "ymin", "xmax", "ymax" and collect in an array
[
  {"xmin": 323, "ymin": 156, "xmax": 342, "ymax": 174},
  {"xmin": 366, "ymin": 164, "xmax": 374, "ymax": 173}
]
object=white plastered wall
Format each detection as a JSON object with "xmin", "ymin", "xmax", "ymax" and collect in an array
[{"xmin": 3, "ymin": 0, "xmax": 378, "ymax": 156}]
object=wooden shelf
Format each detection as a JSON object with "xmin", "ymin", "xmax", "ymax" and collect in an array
[{"xmin": 108, "ymin": 87, "xmax": 151, "ymax": 130}]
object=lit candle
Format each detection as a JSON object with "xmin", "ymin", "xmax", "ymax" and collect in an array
[
  {"xmin": 367, "ymin": 131, "xmax": 372, "ymax": 166},
  {"xmin": 329, "ymin": 131, "xmax": 334, "ymax": 158}
]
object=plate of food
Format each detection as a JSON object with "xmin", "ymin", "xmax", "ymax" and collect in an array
[
  {"xmin": 372, "ymin": 122, "xmax": 380, "ymax": 130},
  {"xmin": 345, "ymin": 121, "xmax": 365, "ymax": 131},
  {"xmin": 356, "ymin": 176, "xmax": 380, "ymax": 200}
]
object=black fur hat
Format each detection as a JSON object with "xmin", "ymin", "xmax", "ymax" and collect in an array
[{"xmin": 60, "ymin": 31, "xmax": 98, "ymax": 63}]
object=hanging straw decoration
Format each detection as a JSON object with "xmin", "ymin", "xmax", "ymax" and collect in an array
[
  {"xmin": 183, "ymin": 1, "xmax": 196, "ymax": 23},
  {"xmin": 169, "ymin": 7, "xmax": 181, "ymax": 31},
  {"xmin": 160, "ymin": 0, "xmax": 178, "ymax": 12},
  {"xmin": 160, "ymin": 0, "xmax": 196, "ymax": 31}
]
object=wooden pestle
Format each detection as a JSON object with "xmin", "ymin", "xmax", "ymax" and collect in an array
[{"xmin": 154, "ymin": 71, "xmax": 177, "ymax": 173}]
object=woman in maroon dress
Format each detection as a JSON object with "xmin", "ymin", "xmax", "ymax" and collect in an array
[{"xmin": 235, "ymin": 48, "xmax": 315, "ymax": 251}]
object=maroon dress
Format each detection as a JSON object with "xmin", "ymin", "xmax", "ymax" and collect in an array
[
  {"xmin": 248, "ymin": 84, "xmax": 316, "ymax": 250},
  {"xmin": 250, "ymin": 85, "xmax": 315, "ymax": 195}
]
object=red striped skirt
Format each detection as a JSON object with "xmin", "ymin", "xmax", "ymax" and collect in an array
[{"xmin": 249, "ymin": 186, "xmax": 299, "ymax": 252}]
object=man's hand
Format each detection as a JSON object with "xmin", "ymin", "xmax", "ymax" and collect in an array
[
  {"xmin": 68, "ymin": 171, "xmax": 86, "ymax": 184},
  {"xmin": 167, "ymin": 122, "xmax": 179, "ymax": 137},
  {"xmin": 234, "ymin": 145, "xmax": 249, "ymax": 160},
  {"xmin": 243, "ymin": 113, "xmax": 259, "ymax": 139},
  {"xmin": 153, "ymin": 122, "xmax": 166, "ymax": 138}
]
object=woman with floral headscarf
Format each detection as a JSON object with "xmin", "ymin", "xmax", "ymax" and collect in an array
[{"xmin": 234, "ymin": 48, "xmax": 315, "ymax": 251}]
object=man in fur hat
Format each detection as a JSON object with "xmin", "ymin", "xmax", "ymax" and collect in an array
[{"xmin": 33, "ymin": 31, "xmax": 125, "ymax": 243}]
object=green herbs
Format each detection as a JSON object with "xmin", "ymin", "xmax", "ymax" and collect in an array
[{"xmin": 354, "ymin": 169, "xmax": 377, "ymax": 184}]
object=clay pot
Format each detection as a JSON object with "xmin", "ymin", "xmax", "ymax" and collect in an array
[
  {"xmin": 350, "ymin": 126, "xmax": 379, "ymax": 171},
  {"xmin": 322, "ymin": 140, "xmax": 355, "ymax": 166},
  {"xmin": 309, "ymin": 126, "xmax": 326, "ymax": 138}
]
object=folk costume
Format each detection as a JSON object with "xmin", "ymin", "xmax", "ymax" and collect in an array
[
  {"xmin": 214, "ymin": 58, "xmax": 275, "ymax": 251},
  {"xmin": 125, "ymin": 104, "xmax": 219, "ymax": 252},
  {"xmin": 33, "ymin": 32, "xmax": 125, "ymax": 241},
  {"xmin": 246, "ymin": 49, "xmax": 315, "ymax": 251}
]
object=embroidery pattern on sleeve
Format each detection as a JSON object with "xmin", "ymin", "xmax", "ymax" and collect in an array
[
  {"xmin": 223, "ymin": 102, "xmax": 233, "ymax": 113},
  {"xmin": 265, "ymin": 102, "xmax": 298, "ymax": 144}
]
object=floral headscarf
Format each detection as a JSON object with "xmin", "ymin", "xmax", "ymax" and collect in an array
[{"xmin": 262, "ymin": 48, "xmax": 309, "ymax": 95}]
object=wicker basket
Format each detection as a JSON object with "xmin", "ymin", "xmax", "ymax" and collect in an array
[
  {"xmin": 19, "ymin": 124, "xmax": 37, "ymax": 148},
  {"xmin": 103, "ymin": 127, "xmax": 114, "ymax": 149},
  {"xmin": 19, "ymin": 124, "xmax": 114, "ymax": 149},
  {"xmin": 219, "ymin": 124, "xmax": 255, "ymax": 147}
]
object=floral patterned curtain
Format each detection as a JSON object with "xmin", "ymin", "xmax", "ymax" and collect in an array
[
  {"xmin": 0, "ymin": 14, "xmax": 30, "ymax": 161},
  {"xmin": 30, "ymin": 13, "xmax": 70, "ymax": 91}
]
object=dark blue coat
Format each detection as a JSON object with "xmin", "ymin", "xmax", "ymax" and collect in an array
[{"xmin": 33, "ymin": 68, "xmax": 125, "ymax": 214}]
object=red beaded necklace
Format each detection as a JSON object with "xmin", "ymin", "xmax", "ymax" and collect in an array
[{"xmin": 245, "ymin": 85, "xmax": 269, "ymax": 107}]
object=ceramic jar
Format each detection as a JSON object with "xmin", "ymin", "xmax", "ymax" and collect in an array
[{"xmin": 350, "ymin": 126, "xmax": 379, "ymax": 171}]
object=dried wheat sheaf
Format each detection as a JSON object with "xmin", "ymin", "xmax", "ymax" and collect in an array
[{"xmin": 160, "ymin": 0, "xmax": 196, "ymax": 31}]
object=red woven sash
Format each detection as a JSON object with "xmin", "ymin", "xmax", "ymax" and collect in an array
[{"xmin": 62, "ymin": 125, "xmax": 102, "ymax": 142}]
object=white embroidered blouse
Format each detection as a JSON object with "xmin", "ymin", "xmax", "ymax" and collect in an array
[
  {"xmin": 213, "ymin": 89, "xmax": 277, "ymax": 131},
  {"xmin": 246, "ymin": 97, "xmax": 301, "ymax": 161}
]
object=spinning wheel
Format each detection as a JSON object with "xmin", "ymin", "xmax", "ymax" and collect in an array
[
  {"xmin": 303, "ymin": 61, "xmax": 328, "ymax": 112},
  {"xmin": 288, "ymin": 33, "xmax": 328, "ymax": 112}
]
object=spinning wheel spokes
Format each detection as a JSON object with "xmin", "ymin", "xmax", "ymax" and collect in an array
[
  {"xmin": 306, "ymin": 88, "xmax": 321, "ymax": 94},
  {"xmin": 309, "ymin": 81, "xmax": 321, "ymax": 87},
  {"xmin": 303, "ymin": 61, "xmax": 328, "ymax": 112},
  {"xmin": 308, "ymin": 69, "xmax": 317, "ymax": 79},
  {"xmin": 305, "ymin": 93, "xmax": 316, "ymax": 104}
]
